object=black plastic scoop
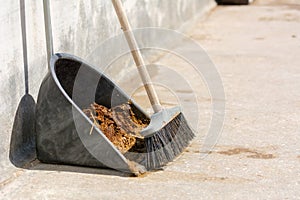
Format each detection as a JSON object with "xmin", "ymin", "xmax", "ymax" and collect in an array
[{"xmin": 36, "ymin": 0, "xmax": 149, "ymax": 175}]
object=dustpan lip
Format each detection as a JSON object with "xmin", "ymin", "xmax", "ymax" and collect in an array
[{"xmin": 48, "ymin": 52, "xmax": 130, "ymax": 171}]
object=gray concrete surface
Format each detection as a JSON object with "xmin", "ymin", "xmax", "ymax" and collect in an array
[
  {"xmin": 0, "ymin": 0, "xmax": 215, "ymax": 188},
  {"xmin": 1, "ymin": 0, "xmax": 300, "ymax": 199}
]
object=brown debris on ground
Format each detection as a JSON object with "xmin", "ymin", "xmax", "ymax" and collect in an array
[
  {"xmin": 217, "ymin": 148, "xmax": 276, "ymax": 159},
  {"xmin": 83, "ymin": 102, "xmax": 149, "ymax": 153}
]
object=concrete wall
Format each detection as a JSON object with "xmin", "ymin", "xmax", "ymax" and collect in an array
[{"xmin": 0, "ymin": 0, "xmax": 215, "ymax": 182}]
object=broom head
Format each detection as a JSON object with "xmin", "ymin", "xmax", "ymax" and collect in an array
[{"xmin": 140, "ymin": 107, "xmax": 195, "ymax": 170}]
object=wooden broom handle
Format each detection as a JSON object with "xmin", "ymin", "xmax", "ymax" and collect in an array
[{"xmin": 111, "ymin": 0, "xmax": 162, "ymax": 113}]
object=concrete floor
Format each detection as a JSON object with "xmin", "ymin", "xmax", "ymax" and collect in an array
[{"xmin": 1, "ymin": 0, "xmax": 300, "ymax": 199}]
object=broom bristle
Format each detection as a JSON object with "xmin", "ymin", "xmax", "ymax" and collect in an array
[{"xmin": 144, "ymin": 113, "xmax": 195, "ymax": 170}]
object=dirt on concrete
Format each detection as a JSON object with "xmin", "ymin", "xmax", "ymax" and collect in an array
[{"xmin": 217, "ymin": 148, "xmax": 276, "ymax": 159}]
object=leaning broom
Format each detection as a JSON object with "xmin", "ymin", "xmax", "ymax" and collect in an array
[{"xmin": 111, "ymin": 0, "xmax": 195, "ymax": 169}]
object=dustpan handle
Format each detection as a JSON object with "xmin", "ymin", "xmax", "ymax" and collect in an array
[
  {"xmin": 20, "ymin": 0, "xmax": 29, "ymax": 94},
  {"xmin": 111, "ymin": 0, "xmax": 162, "ymax": 113},
  {"xmin": 43, "ymin": 0, "xmax": 54, "ymax": 69}
]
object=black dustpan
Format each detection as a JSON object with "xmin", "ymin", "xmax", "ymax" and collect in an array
[{"xmin": 36, "ymin": 0, "xmax": 148, "ymax": 175}]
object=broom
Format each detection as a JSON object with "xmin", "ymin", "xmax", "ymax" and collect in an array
[{"xmin": 111, "ymin": 0, "xmax": 195, "ymax": 170}]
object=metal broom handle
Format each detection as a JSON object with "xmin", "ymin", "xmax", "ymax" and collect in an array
[
  {"xmin": 111, "ymin": 0, "xmax": 162, "ymax": 113},
  {"xmin": 20, "ymin": 0, "xmax": 29, "ymax": 94},
  {"xmin": 43, "ymin": 0, "xmax": 54, "ymax": 69}
]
